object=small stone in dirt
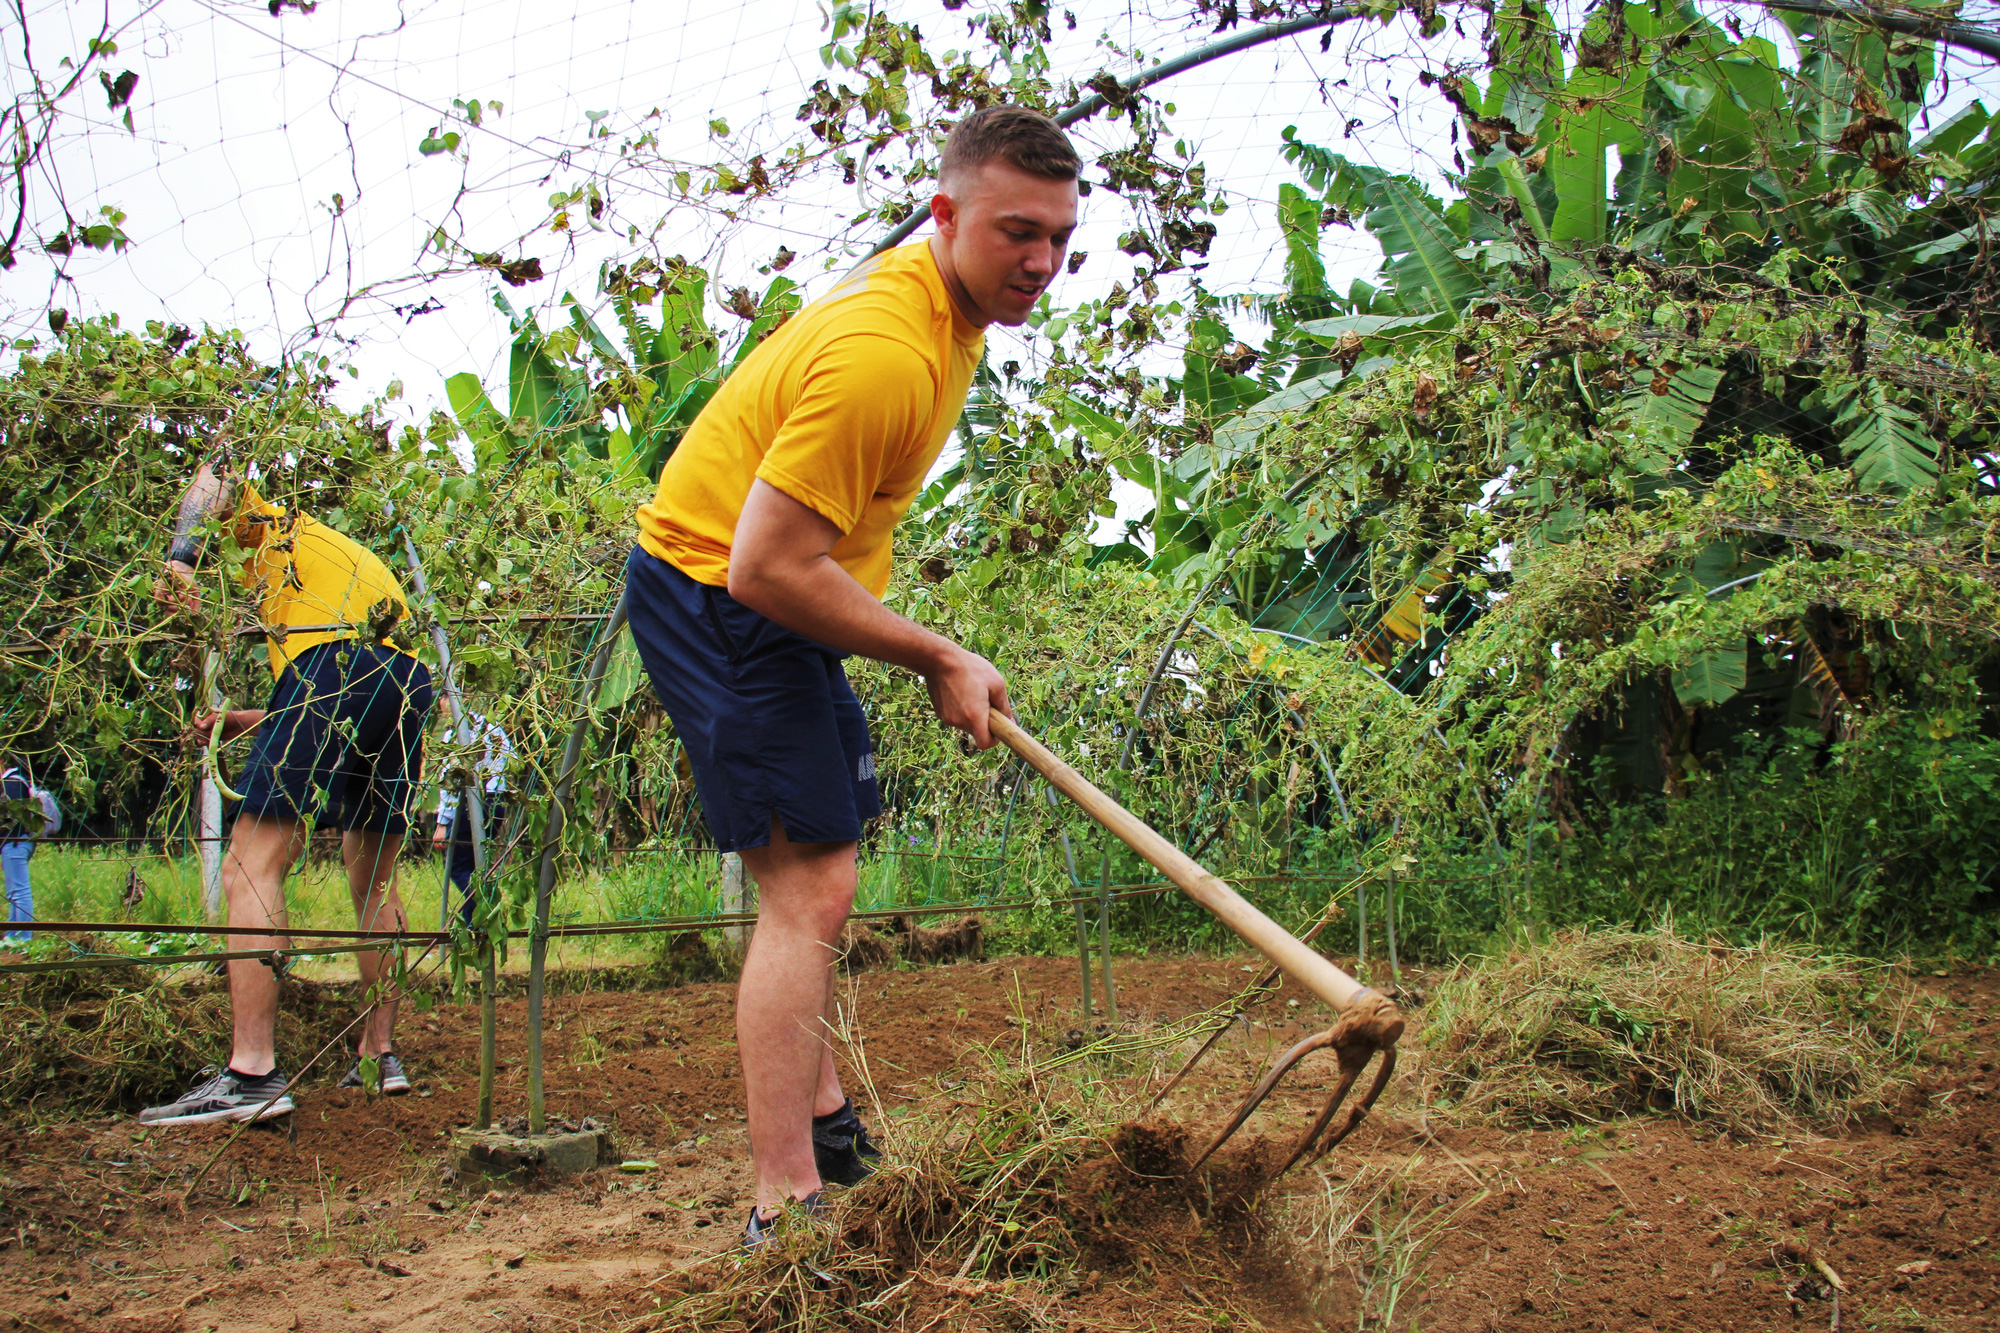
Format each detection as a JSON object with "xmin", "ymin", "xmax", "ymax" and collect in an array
[{"xmin": 1895, "ymin": 1260, "xmax": 1933, "ymax": 1275}]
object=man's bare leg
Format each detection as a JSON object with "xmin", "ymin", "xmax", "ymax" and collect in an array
[
  {"xmin": 815, "ymin": 969, "xmax": 847, "ymax": 1117},
  {"xmin": 737, "ymin": 820, "xmax": 855, "ymax": 1215},
  {"xmin": 222, "ymin": 813, "xmax": 307, "ymax": 1077},
  {"xmin": 344, "ymin": 828, "xmax": 408, "ymax": 1058}
]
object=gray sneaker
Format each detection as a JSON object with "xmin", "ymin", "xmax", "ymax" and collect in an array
[
  {"xmin": 338, "ymin": 1052, "xmax": 410, "ymax": 1095},
  {"xmin": 744, "ymin": 1190, "xmax": 825, "ymax": 1249},
  {"xmin": 138, "ymin": 1066, "xmax": 294, "ymax": 1126}
]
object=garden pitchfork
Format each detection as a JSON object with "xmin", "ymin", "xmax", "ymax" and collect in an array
[{"xmin": 989, "ymin": 711, "xmax": 1404, "ymax": 1179}]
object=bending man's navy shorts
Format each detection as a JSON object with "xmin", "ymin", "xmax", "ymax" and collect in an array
[
  {"xmin": 624, "ymin": 545, "xmax": 879, "ymax": 852},
  {"xmin": 237, "ymin": 641, "xmax": 435, "ymax": 837}
]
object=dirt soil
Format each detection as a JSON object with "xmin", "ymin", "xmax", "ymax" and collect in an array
[{"xmin": 0, "ymin": 954, "xmax": 1992, "ymax": 1332}]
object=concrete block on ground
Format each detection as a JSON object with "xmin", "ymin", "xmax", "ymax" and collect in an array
[{"xmin": 452, "ymin": 1125, "xmax": 619, "ymax": 1183}]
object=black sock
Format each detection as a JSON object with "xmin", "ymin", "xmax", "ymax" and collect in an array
[
  {"xmin": 812, "ymin": 1097, "xmax": 852, "ymax": 1125},
  {"xmin": 227, "ymin": 1066, "xmax": 278, "ymax": 1083}
]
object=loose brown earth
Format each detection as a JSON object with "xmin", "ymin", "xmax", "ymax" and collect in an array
[{"xmin": 0, "ymin": 953, "xmax": 1994, "ymax": 1332}]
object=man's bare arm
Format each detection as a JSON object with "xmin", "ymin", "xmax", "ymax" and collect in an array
[
  {"xmin": 157, "ymin": 461, "xmax": 238, "ymax": 611},
  {"xmin": 726, "ymin": 479, "xmax": 1011, "ymax": 749},
  {"xmin": 183, "ymin": 709, "xmax": 265, "ymax": 746},
  {"xmin": 167, "ymin": 461, "xmax": 237, "ymax": 568}
]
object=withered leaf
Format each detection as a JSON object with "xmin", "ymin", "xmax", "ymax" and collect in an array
[
  {"xmin": 1335, "ymin": 331, "xmax": 1363, "ymax": 375},
  {"xmin": 1412, "ymin": 372, "xmax": 1439, "ymax": 418}
]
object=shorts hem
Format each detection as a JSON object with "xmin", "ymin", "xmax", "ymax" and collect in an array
[
  {"xmin": 232, "ymin": 795, "xmax": 410, "ymax": 838},
  {"xmin": 710, "ymin": 806, "xmax": 865, "ymax": 854}
]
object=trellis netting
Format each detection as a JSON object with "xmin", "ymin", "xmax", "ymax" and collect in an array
[{"xmin": 5, "ymin": 0, "xmax": 2000, "ymax": 996}]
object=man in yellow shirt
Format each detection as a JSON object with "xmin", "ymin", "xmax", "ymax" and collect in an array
[
  {"xmin": 141, "ymin": 461, "xmax": 433, "ymax": 1124},
  {"xmin": 627, "ymin": 106, "xmax": 1079, "ymax": 1243}
]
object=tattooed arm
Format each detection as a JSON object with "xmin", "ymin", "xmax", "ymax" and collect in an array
[{"xmin": 156, "ymin": 460, "xmax": 240, "ymax": 613}]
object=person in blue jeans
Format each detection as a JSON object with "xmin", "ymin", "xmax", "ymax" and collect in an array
[
  {"xmin": 1, "ymin": 757, "xmax": 35, "ymax": 945},
  {"xmin": 431, "ymin": 712, "xmax": 511, "ymax": 925}
]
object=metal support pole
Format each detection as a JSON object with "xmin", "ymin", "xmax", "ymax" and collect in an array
[
  {"xmin": 439, "ymin": 804, "xmax": 460, "ymax": 932},
  {"xmin": 528, "ymin": 588, "xmax": 630, "ymax": 1135},
  {"xmin": 198, "ymin": 773, "xmax": 223, "ymax": 923},
  {"xmin": 1048, "ymin": 786, "xmax": 1092, "ymax": 1017},
  {"xmin": 198, "ymin": 650, "xmax": 224, "ymax": 925},
  {"xmin": 1356, "ymin": 862, "xmax": 1369, "ymax": 985},
  {"xmin": 1093, "ymin": 853, "xmax": 1119, "ymax": 1026},
  {"xmin": 399, "ymin": 531, "xmax": 493, "ymax": 1126},
  {"xmin": 1384, "ymin": 868, "xmax": 1400, "ymax": 984},
  {"xmin": 719, "ymin": 852, "xmax": 749, "ymax": 952}
]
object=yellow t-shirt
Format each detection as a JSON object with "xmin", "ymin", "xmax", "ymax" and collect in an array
[
  {"xmin": 233, "ymin": 484, "xmax": 415, "ymax": 678},
  {"xmin": 636, "ymin": 242, "xmax": 984, "ymax": 598}
]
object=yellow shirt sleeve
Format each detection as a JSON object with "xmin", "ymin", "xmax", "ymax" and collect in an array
[{"xmin": 752, "ymin": 334, "xmax": 934, "ymax": 534}]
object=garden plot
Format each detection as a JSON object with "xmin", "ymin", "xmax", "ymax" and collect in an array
[{"xmin": 0, "ymin": 946, "xmax": 1992, "ymax": 1333}]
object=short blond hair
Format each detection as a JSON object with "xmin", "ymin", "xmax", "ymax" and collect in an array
[{"xmin": 939, "ymin": 106, "xmax": 1079, "ymax": 186}]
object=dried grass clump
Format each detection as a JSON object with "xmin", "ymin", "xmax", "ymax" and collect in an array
[
  {"xmin": 1281, "ymin": 1159, "xmax": 1491, "ymax": 1331},
  {"xmin": 1419, "ymin": 926, "xmax": 1929, "ymax": 1133},
  {"xmin": 837, "ymin": 914, "xmax": 983, "ymax": 973},
  {"xmin": 637, "ymin": 929, "xmax": 739, "ymax": 988},
  {"xmin": 887, "ymin": 913, "xmax": 983, "ymax": 964},
  {"xmin": 836, "ymin": 921, "xmax": 898, "ymax": 971},
  {"xmin": 0, "ymin": 962, "xmax": 352, "ymax": 1116},
  {"xmin": 631, "ymin": 1050, "xmax": 1272, "ymax": 1332}
]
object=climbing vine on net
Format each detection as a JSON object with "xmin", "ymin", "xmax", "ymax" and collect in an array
[{"xmin": 5, "ymin": 0, "xmax": 2000, "ymax": 956}]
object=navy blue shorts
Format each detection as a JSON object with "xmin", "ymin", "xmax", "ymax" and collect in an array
[
  {"xmin": 624, "ymin": 545, "xmax": 879, "ymax": 852},
  {"xmin": 237, "ymin": 641, "xmax": 435, "ymax": 837}
]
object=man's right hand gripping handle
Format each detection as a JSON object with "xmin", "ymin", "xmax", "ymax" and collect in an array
[{"xmin": 922, "ymin": 644, "xmax": 1011, "ymax": 750}]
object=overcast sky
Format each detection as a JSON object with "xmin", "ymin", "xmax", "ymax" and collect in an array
[
  {"xmin": 0, "ymin": 2, "xmax": 1485, "ymax": 398},
  {"xmin": 5, "ymin": 0, "xmax": 1997, "ymax": 473}
]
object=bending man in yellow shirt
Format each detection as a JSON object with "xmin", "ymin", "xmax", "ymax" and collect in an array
[
  {"xmin": 142, "ymin": 461, "xmax": 434, "ymax": 1124},
  {"xmin": 627, "ymin": 106, "xmax": 1079, "ymax": 1243}
]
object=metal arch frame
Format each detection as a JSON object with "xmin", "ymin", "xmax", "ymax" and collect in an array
[
  {"xmin": 1760, "ymin": 0, "xmax": 2000, "ymax": 61},
  {"xmin": 867, "ymin": 11, "xmax": 1364, "ymax": 257},
  {"xmin": 865, "ymin": 1, "xmax": 2000, "ymax": 260}
]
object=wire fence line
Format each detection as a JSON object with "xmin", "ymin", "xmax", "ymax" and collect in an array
[{"xmin": 0, "ymin": 874, "xmax": 1379, "ymax": 976}]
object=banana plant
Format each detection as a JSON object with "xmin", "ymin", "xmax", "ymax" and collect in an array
[
  {"xmin": 1137, "ymin": 0, "xmax": 1998, "ymax": 704},
  {"xmin": 437, "ymin": 266, "xmax": 801, "ymax": 722},
  {"xmin": 445, "ymin": 265, "xmax": 800, "ymax": 490}
]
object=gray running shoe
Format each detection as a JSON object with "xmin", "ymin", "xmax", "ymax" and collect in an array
[
  {"xmin": 337, "ymin": 1052, "xmax": 410, "ymax": 1095},
  {"xmin": 743, "ymin": 1190, "xmax": 825, "ymax": 1249},
  {"xmin": 138, "ymin": 1067, "xmax": 294, "ymax": 1126}
]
